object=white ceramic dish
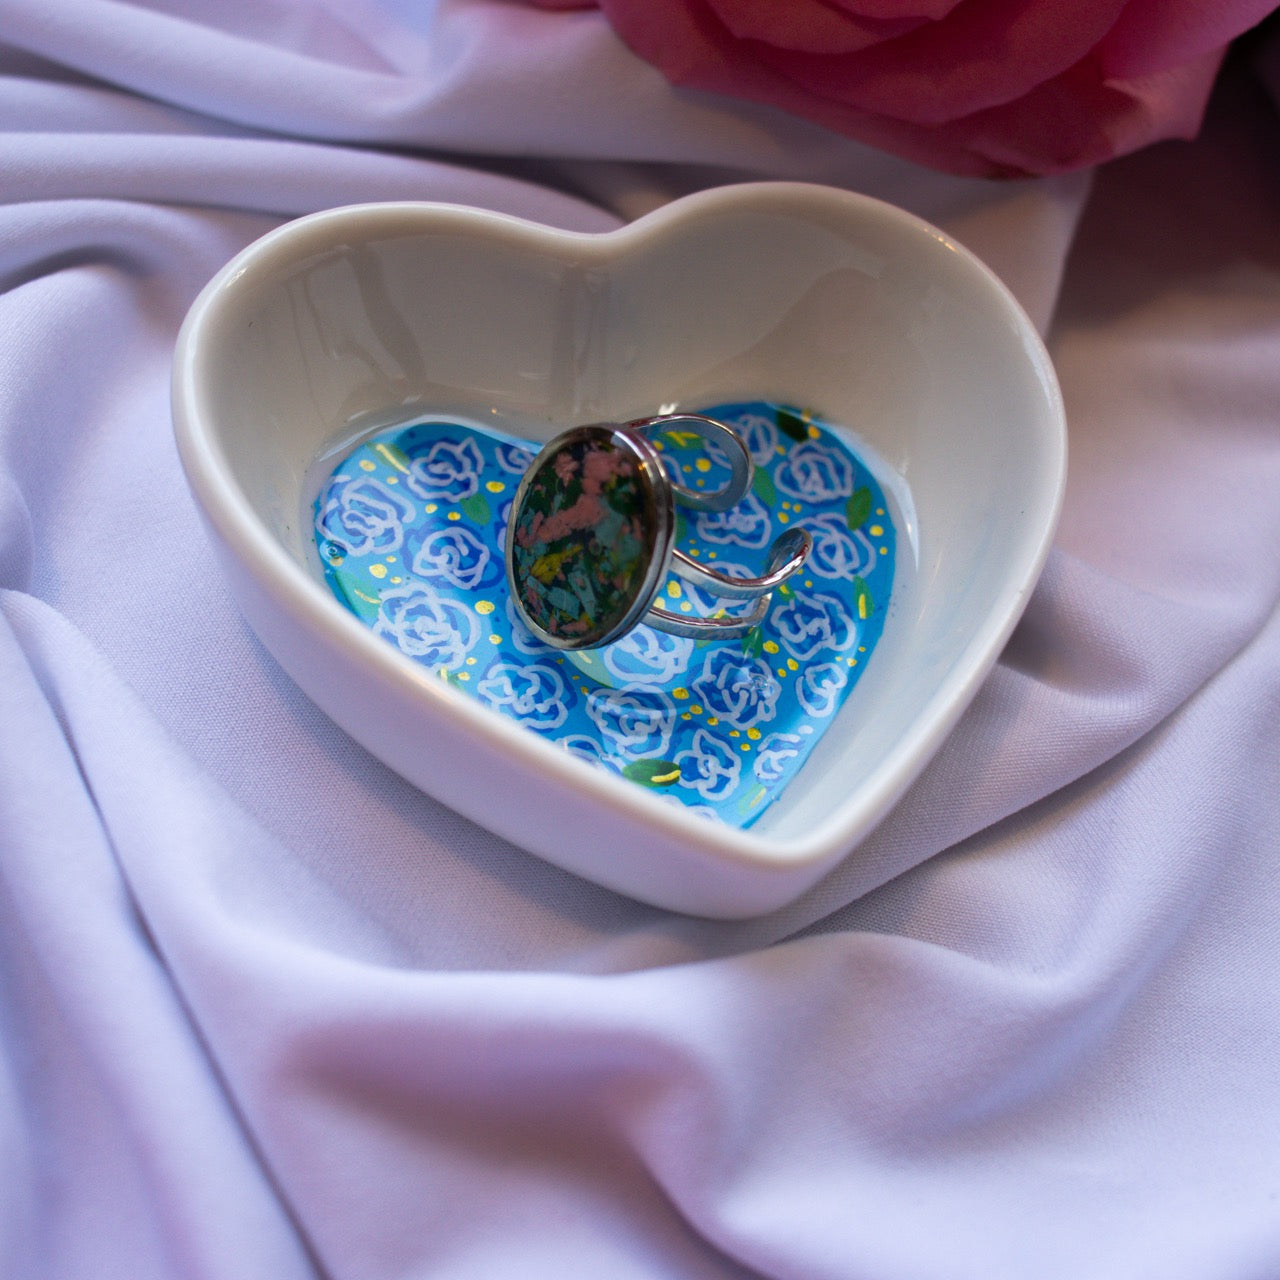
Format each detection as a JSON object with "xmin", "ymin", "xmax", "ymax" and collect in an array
[{"xmin": 172, "ymin": 183, "xmax": 1065, "ymax": 918}]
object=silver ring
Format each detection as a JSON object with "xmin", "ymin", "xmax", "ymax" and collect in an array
[{"xmin": 505, "ymin": 413, "xmax": 812, "ymax": 650}]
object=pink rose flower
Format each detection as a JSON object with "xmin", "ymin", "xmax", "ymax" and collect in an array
[{"xmin": 530, "ymin": 0, "xmax": 1277, "ymax": 176}]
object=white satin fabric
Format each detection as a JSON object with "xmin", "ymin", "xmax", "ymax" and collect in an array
[{"xmin": 2, "ymin": 4, "xmax": 1279, "ymax": 1277}]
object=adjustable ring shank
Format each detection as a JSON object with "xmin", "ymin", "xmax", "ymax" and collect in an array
[
  {"xmin": 506, "ymin": 412, "xmax": 810, "ymax": 650},
  {"xmin": 629, "ymin": 413, "xmax": 751, "ymax": 513}
]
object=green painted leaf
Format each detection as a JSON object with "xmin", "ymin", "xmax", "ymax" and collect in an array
[
  {"xmin": 776, "ymin": 407, "xmax": 809, "ymax": 442},
  {"xmin": 752, "ymin": 466, "xmax": 777, "ymax": 508},
  {"xmin": 741, "ymin": 626, "xmax": 764, "ymax": 659},
  {"xmin": 623, "ymin": 758, "xmax": 684, "ymax": 788},
  {"xmin": 461, "ymin": 493, "xmax": 491, "ymax": 525},
  {"xmin": 333, "ymin": 577, "xmax": 382, "ymax": 625},
  {"xmin": 846, "ymin": 487, "xmax": 872, "ymax": 530}
]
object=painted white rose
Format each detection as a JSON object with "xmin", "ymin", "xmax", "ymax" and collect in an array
[
  {"xmin": 754, "ymin": 732, "xmax": 804, "ymax": 785},
  {"xmin": 797, "ymin": 662, "xmax": 849, "ymax": 718},
  {"xmin": 775, "ymin": 440, "xmax": 855, "ymax": 503},
  {"xmin": 404, "ymin": 435, "xmax": 484, "ymax": 502},
  {"xmin": 689, "ymin": 649, "xmax": 780, "ymax": 730},
  {"xmin": 602, "ymin": 625, "xmax": 694, "ymax": 686},
  {"xmin": 807, "ymin": 512, "xmax": 876, "ymax": 581},
  {"xmin": 585, "ymin": 686, "xmax": 677, "ymax": 758},
  {"xmin": 476, "ymin": 661, "xmax": 572, "ymax": 730},
  {"xmin": 316, "ymin": 474, "xmax": 415, "ymax": 556},
  {"xmin": 410, "ymin": 525, "xmax": 500, "ymax": 591},
  {"xmin": 774, "ymin": 592, "xmax": 855, "ymax": 661},
  {"xmin": 374, "ymin": 583, "xmax": 477, "ymax": 667},
  {"xmin": 676, "ymin": 728, "xmax": 741, "ymax": 802}
]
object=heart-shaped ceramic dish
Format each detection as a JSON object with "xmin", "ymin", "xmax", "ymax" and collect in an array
[{"xmin": 172, "ymin": 183, "xmax": 1065, "ymax": 918}]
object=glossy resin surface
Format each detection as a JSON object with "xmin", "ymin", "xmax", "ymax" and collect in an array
[{"xmin": 313, "ymin": 401, "xmax": 896, "ymax": 827}]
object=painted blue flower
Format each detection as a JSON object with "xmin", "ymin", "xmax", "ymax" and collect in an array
[
  {"xmin": 694, "ymin": 491, "xmax": 771, "ymax": 550},
  {"xmin": 677, "ymin": 562, "xmax": 753, "ymax": 618},
  {"xmin": 602, "ymin": 625, "xmax": 694, "ymax": 686},
  {"xmin": 404, "ymin": 435, "xmax": 484, "ymax": 502},
  {"xmin": 774, "ymin": 591, "xmax": 855, "ymax": 661},
  {"xmin": 557, "ymin": 734, "xmax": 616, "ymax": 770},
  {"xmin": 775, "ymin": 440, "xmax": 855, "ymax": 502},
  {"xmin": 807, "ymin": 512, "xmax": 875, "ymax": 580},
  {"xmin": 797, "ymin": 661, "xmax": 849, "ymax": 718},
  {"xmin": 504, "ymin": 597, "xmax": 555, "ymax": 655},
  {"xmin": 315, "ymin": 475, "xmax": 415, "ymax": 557},
  {"xmin": 754, "ymin": 732, "xmax": 803, "ymax": 785},
  {"xmin": 496, "ymin": 440, "xmax": 536, "ymax": 475},
  {"xmin": 409, "ymin": 525, "xmax": 501, "ymax": 591},
  {"xmin": 727, "ymin": 409, "xmax": 781, "ymax": 466},
  {"xmin": 689, "ymin": 649, "xmax": 780, "ymax": 730},
  {"xmin": 585, "ymin": 685, "xmax": 677, "ymax": 758},
  {"xmin": 677, "ymin": 728, "xmax": 741, "ymax": 802},
  {"xmin": 374, "ymin": 583, "xmax": 477, "ymax": 667},
  {"xmin": 476, "ymin": 661, "xmax": 571, "ymax": 730},
  {"xmin": 697, "ymin": 409, "xmax": 780, "ymax": 471}
]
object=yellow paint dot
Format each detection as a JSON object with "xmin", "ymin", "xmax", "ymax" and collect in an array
[
  {"xmin": 390, "ymin": 576, "xmax": 402, "ymax": 584},
  {"xmin": 369, "ymin": 563, "xmax": 387, "ymax": 579},
  {"xmin": 778, "ymin": 512, "xmax": 790, "ymax": 523},
  {"xmin": 681, "ymin": 712, "xmax": 692, "ymax": 720},
  {"xmin": 666, "ymin": 582, "xmax": 682, "ymax": 599},
  {"xmin": 707, "ymin": 717, "xmax": 719, "ymax": 726},
  {"xmin": 679, "ymin": 602, "xmax": 693, "ymax": 613},
  {"xmin": 386, "ymin": 476, "xmax": 398, "ymax": 484},
  {"xmin": 466, "ymin": 656, "xmax": 476, "ymax": 665},
  {"xmin": 870, "ymin": 524, "xmax": 883, "ymax": 537},
  {"xmin": 448, "ymin": 511, "xmax": 461, "ymax": 521},
  {"xmin": 695, "ymin": 457, "xmax": 712, "ymax": 473},
  {"xmin": 729, "ymin": 730, "xmax": 740, "ymax": 738},
  {"xmin": 359, "ymin": 459, "xmax": 376, "ymax": 471},
  {"xmin": 458, "ymin": 672, "xmax": 470, "ymax": 682},
  {"xmin": 425, "ymin": 503, "xmax": 438, "ymax": 514},
  {"xmin": 327, "ymin": 554, "xmax": 344, "ymax": 566},
  {"xmin": 707, "ymin": 551, "xmax": 717, "ymax": 560},
  {"xmin": 763, "ymin": 640, "xmax": 779, "ymax": 654},
  {"xmin": 848, "ymin": 658, "xmax": 858, "ymax": 667},
  {"xmin": 688, "ymin": 547, "xmax": 700, "ymax": 557},
  {"xmin": 807, "ymin": 424, "xmax": 820, "ymax": 439},
  {"xmin": 804, "ymin": 579, "xmax": 813, "ymax": 588},
  {"xmin": 777, "ymin": 667, "xmax": 787, "ymax": 678},
  {"xmin": 741, "ymin": 743, "xmax": 751, "ymax": 752},
  {"xmin": 476, "ymin": 600, "xmax": 496, "ymax": 615},
  {"xmin": 879, "ymin": 546, "xmax": 888, "ymax": 555},
  {"xmin": 747, "ymin": 728, "xmax": 761, "ymax": 741},
  {"xmin": 486, "ymin": 480, "xmax": 506, "ymax": 493},
  {"xmin": 859, "ymin": 646, "xmax": 867, "ymax": 654},
  {"xmin": 673, "ymin": 687, "xmax": 689, "ymax": 700},
  {"xmin": 787, "ymin": 658, "xmax": 799, "ymax": 671},
  {"xmin": 691, "ymin": 705, "xmax": 704, "ymax": 716},
  {"xmin": 876, "ymin": 508, "xmax": 885, "ymax": 516},
  {"xmin": 489, "ymin": 634, "xmax": 501, "ymax": 644}
]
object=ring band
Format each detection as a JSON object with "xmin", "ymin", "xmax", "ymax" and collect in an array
[{"xmin": 506, "ymin": 413, "xmax": 812, "ymax": 650}]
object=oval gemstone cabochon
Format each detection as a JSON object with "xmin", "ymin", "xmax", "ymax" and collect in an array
[
  {"xmin": 313, "ymin": 401, "xmax": 897, "ymax": 827},
  {"xmin": 508, "ymin": 426, "xmax": 663, "ymax": 648}
]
